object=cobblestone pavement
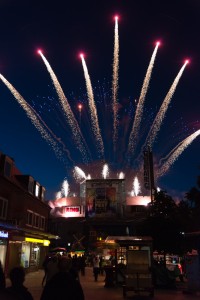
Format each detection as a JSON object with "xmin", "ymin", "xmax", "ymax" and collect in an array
[{"xmin": 6, "ymin": 267, "xmax": 200, "ymax": 300}]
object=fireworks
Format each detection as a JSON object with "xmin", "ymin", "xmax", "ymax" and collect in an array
[
  {"xmin": 0, "ymin": 73, "xmax": 68, "ymax": 163},
  {"xmin": 131, "ymin": 176, "xmax": 141, "ymax": 196},
  {"xmin": 102, "ymin": 164, "xmax": 109, "ymax": 179},
  {"xmin": 127, "ymin": 42, "xmax": 160, "ymax": 161},
  {"xmin": 157, "ymin": 129, "xmax": 200, "ymax": 177},
  {"xmin": 38, "ymin": 50, "xmax": 90, "ymax": 163},
  {"xmin": 0, "ymin": 17, "xmax": 198, "ymax": 198},
  {"xmin": 144, "ymin": 60, "xmax": 188, "ymax": 150},
  {"xmin": 80, "ymin": 54, "xmax": 104, "ymax": 158},
  {"xmin": 112, "ymin": 15, "xmax": 120, "ymax": 152}
]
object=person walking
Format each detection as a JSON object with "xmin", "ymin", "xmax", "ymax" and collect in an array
[
  {"xmin": 40, "ymin": 256, "xmax": 84, "ymax": 300},
  {"xmin": 93, "ymin": 256, "xmax": 100, "ymax": 282},
  {"xmin": 79, "ymin": 255, "xmax": 86, "ymax": 276},
  {"xmin": 5, "ymin": 266, "xmax": 33, "ymax": 300},
  {"xmin": 41, "ymin": 254, "xmax": 51, "ymax": 286},
  {"xmin": 45, "ymin": 255, "xmax": 59, "ymax": 283}
]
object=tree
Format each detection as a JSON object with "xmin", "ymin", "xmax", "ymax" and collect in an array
[
  {"xmin": 145, "ymin": 190, "xmax": 182, "ymax": 253},
  {"xmin": 184, "ymin": 173, "xmax": 200, "ymax": 231}
]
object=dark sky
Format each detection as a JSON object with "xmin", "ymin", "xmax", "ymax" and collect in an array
[{"xmin": 0, "ymin": 0, "xmax": 199, "ymax": 201}]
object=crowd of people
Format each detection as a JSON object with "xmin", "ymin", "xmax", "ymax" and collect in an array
[
  {"xmin": 0, "ymin": 253, "xmax": 106, "ymax": 299},
  {"xmin": 0, "ymin": 254, "xmax": 86, "ymax": 300}
]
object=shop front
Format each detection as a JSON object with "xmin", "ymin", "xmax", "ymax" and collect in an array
[
  {"xmin": 0, "ymin": 229, "xmax": 9, "ymax": 270},
  {"xmin": 7, "ymin": 236, "xmax": 50, "ymax": 274}
]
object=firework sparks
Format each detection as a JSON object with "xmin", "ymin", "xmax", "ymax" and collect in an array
[
  {"xmin": 61, "ymin": 179, "xmax": 70, "ymax": 197},
  {"xmin": 80, "ymin": 54, "xmax": 104, "ymax": 158},
  {"xmin": 38, "ymin": 50, "xmax": 90, "ymax": 162},
  {"xmin": 0, "ymin": 73, "xmax": 69, "ymax": 163},
  {"xmin": 145, "ymin": 60, "xmax": 188, "ymax": 149},
  {"xmin": 112, "ymin": 15, "xmax": 120, "ymax": 152},
  {"xmin": 56, "ymin": 191, "xmax": 62, "ymax": 200},
  {"xmin": 127, "ymin": 42, "xmax": 160, "ymax": 160},
  {"xmin": 131, "ymin": 176, "xmax": 141, "ymax": 196},
  {"xmin": 118, "ymin": 172, "xmax": 125, "ymax": 179},
  {"xmin": 0, "ymin": 20, "xmax": 197, "ymax": 198},
  {"xmin": 73, "ymin": 166, "xmax": 87, "ymax": 182},
  {"xmin": 102, "ymin": 163, "xmax": 109, "ymax": 179},
  {"xmin": 157, "ymin": 129, "xmax": 200, "ymax": 177}
]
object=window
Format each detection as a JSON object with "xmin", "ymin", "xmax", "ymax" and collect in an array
[
  {"xmin": 28, "ymin": 178, "xmax": 34, "ymax": 194},
  {"xmin": 34, "ymin": 214, "xmax": 39, "ymax": 228},
  {"xmin": 26, "ymin": 210, "xmax": 46, "ymax": 230},
  {"xmin": 40, "ymin": 187, "xmax": 45, "ymax": 201},
  {"xmin": 35, "ymin": 183, "xmax": 40, "ymax": 197},
  {"xmin": 40, "ymin": 216, "xmax": 45, "ymax": 230},
  {"xmin": 27, "ymin": 210, "xmax": 33, "ymax": 226},
  {"xmin": 0, "ymin": 197, "xmax": 8, "ymax": 219}
]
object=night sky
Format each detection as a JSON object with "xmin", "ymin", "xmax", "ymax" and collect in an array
[{"xmin": 0, "ymin": 0, "xmax": 199, "ymax": 201}]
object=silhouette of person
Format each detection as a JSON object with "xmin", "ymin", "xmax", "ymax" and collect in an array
[
  {"xmin": 40, "ymin": 256, "xmax": 84, "ymax": 300},
  {"xmin": 45, "ymin": 255, "xmax": 59, "ymax": 283},
  {"xmin": 41, "ymin": 254, "xmax": 51, "ymax": 286},
  {"xmin": 5, "ymin": 266, "xmax": 33, "ymax": 300},
  {"xmin": 79, "ymin": 255, "xmax": 86, "ymax": 276}
]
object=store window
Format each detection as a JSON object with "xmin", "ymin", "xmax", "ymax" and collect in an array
[
  {"xmin": 21, "ymin": 242, "xmax": 30, "ymax": 268},
  {"xmin": 30, "ymin": 243, "xmax": 40, "ymax": 268}
]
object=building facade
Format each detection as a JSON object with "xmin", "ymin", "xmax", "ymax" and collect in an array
[{"xmin": 0, "ymin": 152, "xmax": 58, "ymax": 275}]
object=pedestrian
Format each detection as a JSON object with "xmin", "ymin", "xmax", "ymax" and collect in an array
[
  {"xmin": 45, "ymin": 255, "xmax": 59, "ymax": 283},
  {"xmin": 41, "ymin": 254, "xmax": 51, "ymax": 286},
  {"xmin": 79, "ymin": 255, "xmax": 86, "ymax": 276},
  {"xmin": 40, "ymin": 256, "xmax": 84, "ymax": 300},
  {"xmin": 5, "ymin": 266, "xmax": 33, "ymax": 300},
  {"xmin": 93, "ymin": 256, "xmax": 100, "ymax": 282},
  {"xmin": 71, "ymin": 254, "xmax": 80, "ymax": 281}
]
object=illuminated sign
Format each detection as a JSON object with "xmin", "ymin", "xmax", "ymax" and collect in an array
[
  {"xmin": 62, "ymin": 206, "xmax": 81, "ymax": 218},
  {"xmin": 64, "ymin": 207, "xmax": 80, "ymax": 213},
  {"xmin": 25, "ymin": 237, "xmax": 50, "ymax": 246},
  {"xmin": 0, "ymin": 230, "xmax": 8, "ymax": 238}
]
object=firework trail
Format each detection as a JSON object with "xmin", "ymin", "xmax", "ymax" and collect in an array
[
  {"xmin": 145, "ymin": 60, "xmax": 188, "ymax": 149},
  {"xmin": 0, "ymin": 73, "xmax": 71, "ymax": 164},
  {"xmin": 27, "ymin": 99, "xmax": 74, "ymax": 163},
  {"xmin": 127, "ymin": 42, "xmax": 160, "ymax": 161},
  {"xmin": 80, "ymin": 54, "xmax": 104, "ymax": 158},
  {"xmin": 38, "ymin": 51, "xmax": 91, "ymax": 163},
  {"xmin": 112, "ymin": 16, "xmax": 119, "ymax": 152},
  {"xmin": 157, "ymin": 129, "xmax": 200, "ymax": 177}
]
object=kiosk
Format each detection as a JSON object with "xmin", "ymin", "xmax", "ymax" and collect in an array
[{"xmin": 105, "ymin": 236, "xmax": 154, "ymax": 297}]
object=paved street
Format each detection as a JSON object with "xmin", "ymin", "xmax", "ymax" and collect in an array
[{"xmin": 6, "ymin": 267, "xmax": 200, "ymax": 300}]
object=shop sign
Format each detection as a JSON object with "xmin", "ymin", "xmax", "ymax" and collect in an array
[{"xmin": 0, "ymin": 230, "xmax": 8, "ymax": 238}]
